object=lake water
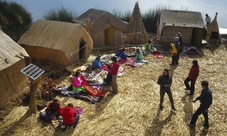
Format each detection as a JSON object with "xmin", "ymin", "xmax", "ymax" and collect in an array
[{"xmin": 6, "ymin": 0, "xmax": 227, "ymax": 27}]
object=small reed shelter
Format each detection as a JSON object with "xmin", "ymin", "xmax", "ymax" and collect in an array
[
  {"xmin": 18, "ymin": 20, "xmax": 93, "ymax": 67},
  {"xmin": 0, "ymin": 30, "xmax": 30, "ymax": 108},
  {"xmin": 156, "ymin": 10, "xmax": 204, "ymax": 45}
]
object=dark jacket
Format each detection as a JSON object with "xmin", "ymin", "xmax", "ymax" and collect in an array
[
  {"xmin": 188, "ymin": 65, "xmax": 199, "ymax": 81},
  {"xmin": 45, "ymin": 102, "xmax": 60, "ymax": 114},
  {"xmin": 196, "ymin": 87, "xmax": 213, "ymax": 109},
  {"xmin": 157, "ymin": 75, "xmax": 172, "ymax": 92}
]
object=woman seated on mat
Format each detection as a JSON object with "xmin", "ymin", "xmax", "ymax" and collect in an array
[
  {"xmin": 92, "ymin": 55, "xmax": 105, "ymax": 69},
  {"xmin": 40, "ymin": 98, "xmax": 61, "ymax": 121},
  {"xmin": 134, "ymin": 48, "xmax": 144, "ymax": 62},
  {"xmin": 62, "ymin": 103, "xmax": 80, "ymax": 131},
  {"xmin": 72, "ymin": 71, "xmax": 87, "ymax": 93},
  {"xmin": 115, "ymin": 48, "xmax": 128, "ymax": 63}
]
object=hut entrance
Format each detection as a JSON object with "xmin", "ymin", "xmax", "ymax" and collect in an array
[
  {"xmin": 210, "ymin": 32, "xmax": 219, "ymax": 39},
  {"xmin": 105, "ymin": 27, "xmax": 114, "ymax": 45},
  {"xmin": 79, "ymin": 40, "xmax": 85, "ymax": 60},
  {"xmin": 191, "ymin": 28, "xmax": 203, "ymax": 45}
]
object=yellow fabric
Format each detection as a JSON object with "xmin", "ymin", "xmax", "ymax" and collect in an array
[{"xmin": 169, "ymin": 43, "xmax": 177, "ymax": 56}]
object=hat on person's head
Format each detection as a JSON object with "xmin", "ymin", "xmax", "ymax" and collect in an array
[
  {"xmin": 175, "ymin": 37, "xmax": 179, "ymax": 40},
  {"xmin": 177, "ymin": 32, "xmax": 182, "ymax": 36},
  {"xmin": 201, "ymin": 80, "xmax": 209, "ymax": 87}
]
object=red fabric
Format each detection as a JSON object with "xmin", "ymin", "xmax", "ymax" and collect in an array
[
  {"xmin": 188, "ymin": 65, "xmax": 199, "ymax": 81},
  {"xmin": 83, "ymin": 84, "xmax": 107, "ymax": 97},
  {"xmin": 62, "ymin": 106, "xmax": 77, "ymax": 125},
  {"xmin": 108, "ymin": 62, "xmax": 120, "ymax": 75}
]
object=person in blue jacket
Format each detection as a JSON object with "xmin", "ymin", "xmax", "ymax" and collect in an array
[
  {"xmin": 188, "ymin": 80, "xmax": 213, "ymax": 129},
  {"xmin": 92, "ymin": 55, "xmax": 104, "ymax": 69},
  {"xmin": 115, "ymin": 48, "xmax": 128, "ymax": 62}
]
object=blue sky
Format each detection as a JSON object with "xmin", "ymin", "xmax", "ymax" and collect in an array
[{"xmin": 5, "ymin": 0, "xmax": 227, "ymax": 27}]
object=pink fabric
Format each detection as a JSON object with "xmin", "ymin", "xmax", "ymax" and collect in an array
[{"xmin": 72, "ymin": 75, "xmax": 87, "ymax": 87}]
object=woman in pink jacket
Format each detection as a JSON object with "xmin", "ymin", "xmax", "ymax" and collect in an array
[{"xmin": 72, "ymin": 71, "xmax": 87, "ymax": 93}]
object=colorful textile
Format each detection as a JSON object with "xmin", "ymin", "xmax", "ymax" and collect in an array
[{"xmin": 83, "ymin": 84, "xmax": 107, "ymax": 97}]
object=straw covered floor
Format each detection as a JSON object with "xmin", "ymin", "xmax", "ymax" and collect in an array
[{"xmin": 0, "ymin": 45, "xmax": 227, "ymax": 136}]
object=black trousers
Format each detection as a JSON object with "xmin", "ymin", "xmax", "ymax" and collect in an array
[
  {"xmin": 159, "ymin": 90, "xmax": 174, "ymax": 108},
  {"xmin": 184, "ymin": 77, "xmax": 196, "ymax": 95},
  {"xmin": 171, "ymin": 54, "xmax": 179, "ymax": 65},
  {"xmin": 190, "ymin": 105, "xmax": 209, "ymax": 127}
]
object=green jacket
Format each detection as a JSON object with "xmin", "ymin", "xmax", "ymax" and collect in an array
[{"xmin": 145, "ymin": 43, "xmax": 154, "ymax": 51}]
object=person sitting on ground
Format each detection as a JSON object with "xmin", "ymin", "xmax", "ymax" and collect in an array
[
  {"xmin": 40, "ymin": 98, "xmax": 61, "ymax": 121},
  {"xmin": 134, "ymin": 48, "xmax": 144, "ymax": 62},
  {"xmin": 115, "ymin": 48, "xmax": 128, "ymax": 62},
  {"xmin": 145, "ymin": 40, "xmax": 155, "ymax": 54},
  {"xmin": 72, "ymin": 71, "xmax": 87, "ymax": 93},
  {"xmin": 62, "ymin": 103, "xmax": 80, "ymax": 131},
  {"xmin": 92, "ymin": 55, "xmax": 104, "ymax": 69}
]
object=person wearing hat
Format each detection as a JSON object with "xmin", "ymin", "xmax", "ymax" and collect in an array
[
  {"xmin": 205, "ymin": 14, "xmax": 211, "ymax": 27},
  {"xmin": 170, "ymin": 37, "xmax": 180, "ymax": 65},
  {"xmin": 184, "ymin": 60, "xmax": 200, "ymax": 95},
  {"xmin": 177, "ymin": 32, "xmax": 183, "ymax": 51},
  {"xmin": 188, "ymin": 80, "xmax": 213, "ymax": 129}
]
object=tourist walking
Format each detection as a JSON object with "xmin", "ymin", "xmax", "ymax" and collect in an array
[
  {"xmin": 157, "ymin": 69, "xmax": 176, "ymax": 111},
  {"xmin": 184, "ymin": 60, "xmax": 199, "ymax": 95},
  {"xmin": 188, "ymin": 81, "xmax": 213, "ymax": 129}
]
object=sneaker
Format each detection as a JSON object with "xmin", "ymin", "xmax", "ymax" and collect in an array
[
  {"xmin": 187, "ymin": 124, "xmax": 195, "ymax": 127},
  {"xmin": 62, "ymin": 126, "xmax": 67, "ymax": 131},
  {"xmin": 202, "ymin": 124, "xmax": 209, "ymax": 129}
]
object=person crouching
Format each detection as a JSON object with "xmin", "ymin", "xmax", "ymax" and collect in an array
[{"xmin": 62, "ymin": 103, "xmax": 80, "ymax": 131}]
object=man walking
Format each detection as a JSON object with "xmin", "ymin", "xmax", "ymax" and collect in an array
[{"xmin": 188, "ymin": 81, "xmax": 213, "ymax": 129}]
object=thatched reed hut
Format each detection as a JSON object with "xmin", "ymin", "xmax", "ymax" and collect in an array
[
  {"xmin": 18, "ymin": 20, "xmax": 93, "ymax": 67},
  {"xmin": 205, "ymin": 12, "xmax": 221, "ymax": 43},
  {"xmin": 156, "ymin": 10, "xmax": 204, "ymax": 45},
  {"xmin": 0, "ymin": 30, "xmax": 30, "ymax": 108},
  {"xmin": 126, "ymin": 2, "xmax": 150, "ymax": 44},
  {"xmin": 73, "ymin": 8, "xmax": 129, "ymax": 48}
]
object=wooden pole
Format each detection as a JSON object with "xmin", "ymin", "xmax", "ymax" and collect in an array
[{"xmin": 28, "ymin": 78, "xmax": 38, "ymax": 114}]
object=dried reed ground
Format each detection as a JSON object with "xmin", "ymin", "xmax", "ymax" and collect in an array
[{"xmin": 0, "ymin": 46, "xmax": 227, "ymax": 136}]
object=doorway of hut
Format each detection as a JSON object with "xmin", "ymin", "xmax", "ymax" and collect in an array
[
  {"xmin": 79, "ymin": 40, "xmax": 85, "ymax": 60},
  {"xmin": 105, "ymin": 27, "xmax": 114, "ymax": 46},
  {"xmin": 191, "ymin": 28, "xmax": 203, "ymax": 45}
]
